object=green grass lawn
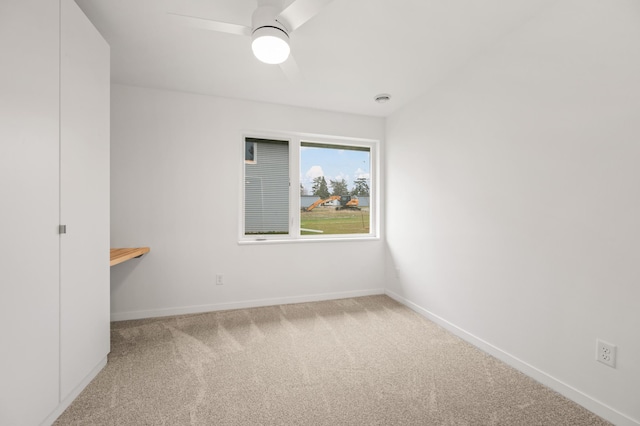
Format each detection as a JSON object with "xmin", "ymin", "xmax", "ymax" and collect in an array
[{"xmin": 300, "ymin": 207, "xmax": 370, "ymax": 235}]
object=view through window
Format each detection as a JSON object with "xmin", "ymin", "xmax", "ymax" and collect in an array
[
  {"xmin": 243, "ymin": 136, "xmax": 375, "ymax": 240},
  {"xmin": 244, "ymin": 138, "xmax": 289, "ymax": 235},
  {"xmin": 299, "ymin": 142, "xmax": 370, "ymax": 236}
]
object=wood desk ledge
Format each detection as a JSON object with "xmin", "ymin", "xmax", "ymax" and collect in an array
[{"xmin": 110, "ymin": 247, "xmax": 150, "ymax": 267}]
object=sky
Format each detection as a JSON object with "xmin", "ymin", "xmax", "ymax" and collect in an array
[{"xmin": 300, "ymin": 145, "xmax": 370, "ymax": 195}]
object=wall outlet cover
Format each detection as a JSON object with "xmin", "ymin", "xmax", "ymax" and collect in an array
[{"xmin": 596, "ymin": 339, "xmax": 616, "ymax": 368}]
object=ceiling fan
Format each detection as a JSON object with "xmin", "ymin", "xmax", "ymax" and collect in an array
[{"xmin": 169, "ymin": 0, "xmax": 335, "ymax": 79}]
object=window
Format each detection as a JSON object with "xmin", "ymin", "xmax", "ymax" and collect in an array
[
  {"xmin": 244, "ymin": 140, "xmax": 256, "ymax": 164},
  {"xmin": 244, "ymin": 138, "xmax": 289, "ymax": 235},
  {"xmin": 300, "ymin": 142, "xmax": 371, "ymax": 236},
  {"xmin": 242, "ymin": 134, "xmax": 377, "ymax": 241}
]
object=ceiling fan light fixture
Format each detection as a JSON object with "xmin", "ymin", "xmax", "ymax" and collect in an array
[{"xmin": 251, "ymin": 26, "xmax": 290, "ymax": 65}]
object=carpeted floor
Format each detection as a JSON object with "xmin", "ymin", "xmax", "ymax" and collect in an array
[{"xmin": 55, "ymin": 295, "xmax": 610, "ymax": 425}]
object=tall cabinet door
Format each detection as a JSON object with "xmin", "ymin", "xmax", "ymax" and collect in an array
[
  {"xmin": 60, "ymin": 0, "xmax": 110, "ymax": 400},
  {"xmin": 0, "ymin": 1, "xmax": 61, "ymax": 424}
]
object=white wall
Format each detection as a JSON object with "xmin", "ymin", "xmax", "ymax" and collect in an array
[
  {"xmin": 110, "ymin": 85, "xmax": 385, "ymax": 320},
  {"xmin": 385, "ymin": 1, "xmax": 640, "ymax": 425}
]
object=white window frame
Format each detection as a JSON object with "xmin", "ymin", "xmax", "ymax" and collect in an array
[{"xmin": 239, "ymin": 131, "xmax": 379, "ymax": 244}]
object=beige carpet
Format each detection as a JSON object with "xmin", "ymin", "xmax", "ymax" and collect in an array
[{"xmin": 55, "ymin": 295, "xmax": 610, "ymax": 425}]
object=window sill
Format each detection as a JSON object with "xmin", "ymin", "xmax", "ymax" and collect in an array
[{"xmin": 238, "ymin": 235, "xmax": 380, "ymax": 245}]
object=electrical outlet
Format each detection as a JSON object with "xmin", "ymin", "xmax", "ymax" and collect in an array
[
  {"xmin": 596, "ymin": 339, "xmax": 616, "ymax": 368},
  {"xmin": 216, "ymin": 274, "xmax": 224, "ymax": 285}
]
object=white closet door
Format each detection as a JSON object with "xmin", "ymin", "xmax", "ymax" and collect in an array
[
  {"xmin": 0, "ymin": 1, "xmax": 61, "ymax": 424},
  {"xmin": 60, "ymin": 0, "xmax": 110, "ymax": 400}
]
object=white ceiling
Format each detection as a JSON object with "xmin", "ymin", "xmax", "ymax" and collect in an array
[{"xmin": 75, "ymin": 0, "xmax": 556, "ymax": 117}]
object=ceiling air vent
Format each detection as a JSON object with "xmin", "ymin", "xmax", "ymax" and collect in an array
[{"xmin": 374, "ymin": 93, "xmax": 391, "ymax": 103}]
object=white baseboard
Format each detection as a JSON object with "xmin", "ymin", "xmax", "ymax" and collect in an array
[
  {"xmin": 111, "ymin": 288, "xmax": 386, "ymax": 322},
  {"xmin": 42, "ymin": 356, "xmax": 108, "ymax": 426},
  {"xmin": 385, "ymin": 289, "xmax": 639, "ymax": 426}
]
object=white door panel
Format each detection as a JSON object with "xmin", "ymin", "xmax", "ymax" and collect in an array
[
  {"xmin": 60, "ymin": 0, "xmax": 111, "ymax": 400},
  {"xmin": 0, "ymin": 1, "xmax": 61, "ymax": 424}
]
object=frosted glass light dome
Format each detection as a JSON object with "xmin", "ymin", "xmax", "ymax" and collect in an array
[{"xmin": 251, "ymin": 26, "xmax": 290, "ymax": 65}]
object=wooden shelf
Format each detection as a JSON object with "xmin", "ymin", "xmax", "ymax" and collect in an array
[{"xmin": 110, "ymin": 247, "xmax": 150, "ymax": 267}]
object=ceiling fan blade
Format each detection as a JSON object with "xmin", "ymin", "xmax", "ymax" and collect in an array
[
  {"xmin": 279, "ymin": 54, "xmax": 302, "ymax": 83},
  {"xmin": 276, "ymin": 0, "xmax": 334, "ymax": 32},
  {"xmin": 168, "ymin": 12, "xmax": 252, "ymax": 36}
]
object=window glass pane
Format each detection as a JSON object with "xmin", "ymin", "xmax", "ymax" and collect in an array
[
  {"xmin": 245, "ymin": 141, "xmax": 256, "ymax": 163},
  {"xmin": 300, "ymin": 142, "xmax": 371, "ymax": 235},
  {"xmin": 244, "ymin": 138, "xmax": 289, "ymax": 235}
]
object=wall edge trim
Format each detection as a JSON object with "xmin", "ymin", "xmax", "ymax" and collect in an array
[
  {"xmin": 110, "ymin": 288, "xmax": 386, "ymax": 322},
  {"xmin": 384, "ymin": 289, "xmax": 639, "ymax": 426},
  {"xmin": 43, "ymin": 355, "xmax": 107, "ymax": 426}
]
